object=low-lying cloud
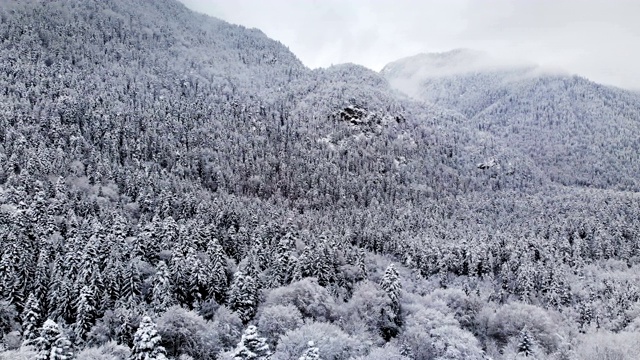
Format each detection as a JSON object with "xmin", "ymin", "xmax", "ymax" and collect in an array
[{"xmin": 180, "ymin": 0, "xmax": 640, "ymax": 90}]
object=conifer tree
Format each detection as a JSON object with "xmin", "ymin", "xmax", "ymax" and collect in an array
[
  {"xmin": 293, "ymin": 245, "xmax": 315, "ymax": 281},
  {"xmin": 151, "ymin": 261, "xmax": 176, "ymax": 314},
  {"xmin": 269, "ymin": 232, "xmax": 297, "ymax": 287},
  {"xmin": 33, "ymin": 248, "xmax": 50, "ymax": 308},
  {"xmin": 131, "ymin": 316, "xmax": 167, "ymax": 360},
  {"xmin": 74, "ymin": 285, "xmax": 96, "ymax": 343},
  {"xmin": 186, "ymin": 247, "xmax": 207, "ymax": 307},
  {"xmin": 315, "ymin": 245, "xmax": 336, "ymax": 287},
  {"xmin": 122, "ymin": 260, "xmax": 142, "ymax": 304},
  {"xmin": 231, "ymin": 325, "xmax": 271, "ymax": 360},
  {"xmin": 356, "ymin": 248, "xmax": 368, "ymax": 280},
  {"xmin": 160, "ymin": 216, "xmax": 179, "ymax": 250},
  {"xmin": 21, "ymin": 292, "xmax": 41, "ymax": 346},
  {"xmin": 0, "ymin": 239, "xmax": 21, "ymax": 304},
  {"xmin": 34, "ymin": 319, "xmax": 73, "ymax": 360},
  {"xmin": 380, "ymin": 264, "xmax": 402, "ymax": 309},
  {"xmin": 205, "ymin": 239, "xmax": 228, "ymax": 303},
  {"xmin": 170, "ymin": 246, "xmax": 190, "ymax": 306},
  {"xmin": 299, "ymin": 340, "xmax": 320, "ymax": 360},
  {"xmin": 102, "ymin": 257, "xmax": 124, "ymax": 311},
  {"xmin": 517, "ymin": 327, "xmax": 534, "ymax": 357},
  {"xmin": 578, "ymin": 299, "xmax": 593, "ymax": 332},
  {"xmin": 48, "ymin": 272, "xmax": 75, "ymax": 324},
  {"xmin": 227, "ymin": 270, "xmax": 259, "ymax": 323}
]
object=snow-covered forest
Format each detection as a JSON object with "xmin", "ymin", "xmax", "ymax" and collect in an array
[{"xmin": 1, "ymin": 1, "xmax": 640, "ymax": 359}]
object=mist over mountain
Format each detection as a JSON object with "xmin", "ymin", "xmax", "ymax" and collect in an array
[
  {"xmin": 1, "ymin": 1, "xmax": 640, "ymax": 359},
  {"xmin": 381, "ymin": 49, "xmax": 540, "ymax": 98},
  {"xmin": 383, "ymin": 50, "xmax": 640, "ymax": 192}
]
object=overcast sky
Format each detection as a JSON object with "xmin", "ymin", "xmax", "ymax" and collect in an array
[{"xmin": 179, "ymin": 0, "xmax": 640, "ymax": 90}]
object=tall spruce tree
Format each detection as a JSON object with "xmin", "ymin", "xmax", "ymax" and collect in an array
[
  {"xmin": 299, "ymin": 340, "xmax": 320, "ymax": 360},
  {"xmin": 74, "ymin": 285, "xmax": 96, "ymax": 343},
  {"xmin": 130, "ymin": 316, "xmax": 167, "ymax": 360},
  {"xmin": 34, "ymin": 319, "xmax": 73, "ymax": 360},
  {"xmin": 227, "ymin": 270, "xmax": 259, "ymax": 323},
  {"xmin": 151, "ymin": 261, "xmax": 176, "ymax": 314},
  {"xmin": 21, "ymin": 292, "xmax": 41, "ymax": 347},
  {"xmin": 380, "ymin": 264, "xmax": 402, "ymax": 309},
  {"xmin": 205, "ymin": 239, "xmax": 228, "ymax": 303},
  {"xmin": 231, "ymin": 325, "xmax": 271, "ymax": 360},
  {"xmin": 517, "ymin": 327, "xmax": 534, "ymax": 357}
]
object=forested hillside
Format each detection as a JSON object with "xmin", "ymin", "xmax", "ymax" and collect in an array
[
  {"xmin": 1, "ymin": 1, "xmax": 640, "ymax": 359},
  {"xmin": 383, "ymin": 50, "xmax": 640, "ymax": 191}
]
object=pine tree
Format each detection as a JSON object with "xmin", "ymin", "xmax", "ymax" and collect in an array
[
  {"xmin": 130, "ymin": 316, "xmax": 167, "ymax": 360},
  {"xmin": 186, "ymin": 246, "xmax": 207, "ymax": 307},
  {"xmin": 231, "ymin": 325, "xmax": 271, "ymax": 360},
  {"xmin": 49, "ymin": 272, "xmax": 76, "ymax": 325},
  {"xmin": 21, "ymin": 292, "xmax": 41, "ymax": 347},
  {"xmin": 205, "ymin": 239, "xmax": 228, "ymax": 303},
  {"xmin": 74, "ymin": 285, "xmax": 96, "ymax": 342},
  {"xmin": 0, "ymin": 239, "xmax": 21, "ymax": 305},
  {"xmin": 138, "ymin": 221, "xmax": 159, "ymax": 262},
  {"xmin": 517, "ymin": 327, "xmax": 534, "ymax": 357},
  {"xmin": 102, "ymin": 257, "xmax": 124, "ymax": 311},
  {"xmin": 315, "ymin": 245, "xmax": 336, "ymax": 287},
  {"xmin": 299, "ymin": 340, "xmax": 320, "ymax": 360},
  {"xmin": 356, "ymin": 248, "xmax": 368, "ymax": 280},
  {"xmin": 170, "ymin": 245, "xmax": 190, "ymax": 306},
  {"xmin": 34, "ymin": 319, "xmax": 73, "ymax": 360},
  {"xmin": 380, "ymin": 264, "xmax": 402, "ymax": 309},
  {"xmin": 578, "ymin": 299, "xmax": 592, "ymax": 332},
  {"xmin": 151, "ymin": 261, "xmax": 176, "ymax": 314},
  {"xmin": 293, "ymin": 245, "xmax": 314, "ymax": 281},
  {"xmin": 33, "ymin": 248, "xmax": 51, "ymax": 311},
  {"xmin": 122, "ymin": 259, "xmax": 142, "ymax": 304},
  {"xmin": 269, "ymin": 232, "xmax": 297, "ymax": 287},
  {"xmin": 160, "ymin": 216, "xmax": 179, "ymax": 250},
  {"xmin": 227, "ymin": 270, "xmax": 259, "ymax": 323}
]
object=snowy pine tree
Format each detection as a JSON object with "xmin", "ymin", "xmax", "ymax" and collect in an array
[
  {"xmin": 293, "ymin": 246, "xmax": 315, "ymax": 281},
  {"xmin": 34, "ymin": 319, "xmax": 73, "ymax": 360},
  {"xmin": 227, "ymin": 270, "xmax": 259, "ymax": 323},
  {"xmin": 21, "ymin": 292, "xmax": 41, "ymax": 346},
  {"xmin": 151, "ymin": 261, "xmax": 176, "ymax": 314},
  {"xmin": 231, "ymin": 325, "xmax": 271, "ymax": 360},
  {"xmin": 74, "ymin": 285, "xmax": 96, "ymax": 342},
  {"xmin": 205, "ymin": 239, "xmax": 228, "ymax": 303},
  {"xmin": 299, "ymin": 340, "xmax": 320, "ymax": 360},
  {"xmin": 380, "ymin": 264, "xmax": 402, "ymax": 309},
  {"xmin": 186, "ymin": 247, "xmax": 208, "ymax": 307},
  {"xmin": 131, "ymin": 316, "xmax": 167, "ymax": 360},
  {"xmin": 578, "ymin": 299, "xmax": 593, "ymax": 332},
  {"xmin": 356, "ymin": 248, "xmax": 368, "ymax": 280},
  {"xmin": 122, "ymin": 260, "xmax": 142, "ymax": 304},
  {"xmin": 517, "ymin": 327, "xmax": 534, "ymax": 357}
]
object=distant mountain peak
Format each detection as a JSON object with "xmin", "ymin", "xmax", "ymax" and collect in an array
[
  {"xmin": 382, "ymin": 48, "xmax": 533, "ymax": 76},
  {"xmin": 389, "ymin": 48, "xmax": 488, "ymax": 67},
  {"xmin": 381, "ymin": 49, "xmax": 537, "ymax": 98}
]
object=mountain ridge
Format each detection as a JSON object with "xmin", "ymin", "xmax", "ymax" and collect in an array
[{"xmin": 382, "ymin": 51, "xmax": 640, "ymax": 191}]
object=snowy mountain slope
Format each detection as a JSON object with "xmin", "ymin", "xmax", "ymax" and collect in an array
[
  {"xmin": 0, "ymin": 0, "xmax": 306, "ymax": 98},
  {"xmin": 0, "ymin": 0, "xmax": 546, "ymax": 217},
  {"xmin": 383, "ymin": 51, "xmax": 640, "ymax": 191},
  {"xmin": 381, "ymin": 49, "xmax": 537, "ymax": 102},
  {"xmin": 1, "ymin": 1, "xmax": 640, "ymax": 359},
  {"xmin": 472, "ymin": 75, "xmax": 640, "ymax": 190}
]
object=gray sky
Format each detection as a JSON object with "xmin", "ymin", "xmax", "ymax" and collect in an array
[{"xmin": 179, "ymin": 0, "xmax": 640, "ymax": 90}]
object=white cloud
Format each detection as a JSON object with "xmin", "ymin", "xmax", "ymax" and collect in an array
[{"xmin": 179, "ymin": 0, "xmax": 640, "ymax": 89}]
